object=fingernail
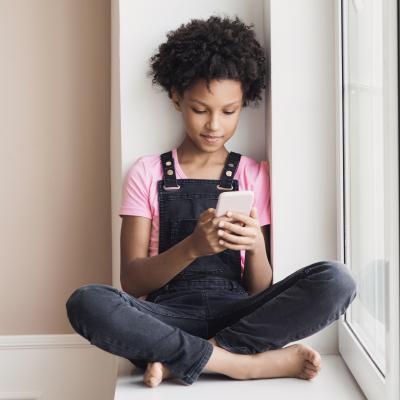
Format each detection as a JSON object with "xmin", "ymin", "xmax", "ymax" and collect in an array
[
  {"xmin": 218, "ymin": 221, "xmax": 224, "ymax": 228},
  {"xmin": 227, "ymin": 211, "xmax": 232, "ymax": 217}
]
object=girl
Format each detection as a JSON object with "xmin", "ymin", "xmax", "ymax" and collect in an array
[{"xmin": 66, "ymin": 15, "xmax": 357, "ymax": 388}]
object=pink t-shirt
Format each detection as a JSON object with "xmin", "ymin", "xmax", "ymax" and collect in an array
[{"xmin": 119, "ymin": 148, "xmax": 271, "ymax": 278}]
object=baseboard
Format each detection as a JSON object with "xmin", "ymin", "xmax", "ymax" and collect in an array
[
  {"xmin": 0, "ymin": 333, "xmax": 91, "ymax": 349},
  {"xmin": 0, "ymin": 391, "xmax": 43, "ymax": 400},
  {"xmin": 0, "ymin": 333, "xmax": 118, "ymax": 400}
]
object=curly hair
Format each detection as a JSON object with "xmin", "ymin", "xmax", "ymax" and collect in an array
[{"xmin": 147, "ymin": 15, "xmax": 267, "ymax": 108}]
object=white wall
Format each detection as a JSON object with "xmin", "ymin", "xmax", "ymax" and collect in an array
[
  {"xmin": 269, "ymin": 0, "xmax": 338, "ymax": 280},
  {"xmin": 267, "ymin": 0, "xmax": 339, "ymax": 353}
]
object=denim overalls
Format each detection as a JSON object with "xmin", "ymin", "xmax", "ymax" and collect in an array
[
  {"xmin": 66, "ymin": 150, "xmax": 358, "ymax": 386},
  {"xmin": 146, "ymin": 149, "xmax": 244, "ymax": 299}
]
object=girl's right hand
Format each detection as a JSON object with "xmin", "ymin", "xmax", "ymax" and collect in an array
[{"xmin": 187, "ymin": 208, "xmax": 234, "ymax": 258}]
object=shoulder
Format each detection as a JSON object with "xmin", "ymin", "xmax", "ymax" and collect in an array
[
  {"xmin": 126, "ymin": 153, "xmax": 162, "ymax": 177},
  {"xmin": 237, "ymin": 154, "xmax": 270, "ymax": 181}
]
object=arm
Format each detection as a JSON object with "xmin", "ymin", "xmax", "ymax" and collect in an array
[
  {"xmin": 241, "ymin": 224, "xmax": 273, "ymax": 295},
  {"xmin": 120, "ymin": 215, "xmax": 198, "ymax": 298}
]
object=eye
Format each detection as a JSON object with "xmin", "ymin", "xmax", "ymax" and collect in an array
[{"xmin": 191, "ymin": 108, "xmax": 237, "ymax": 115}]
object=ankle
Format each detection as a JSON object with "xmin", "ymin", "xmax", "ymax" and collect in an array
[{"xmin": 208, "ymin": 337, "xmax": 219, "ymax": 347}]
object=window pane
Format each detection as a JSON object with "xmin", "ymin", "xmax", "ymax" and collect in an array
[{"xmin": 343, "ymin": 0, "xmax": 386, "ymax": 374}]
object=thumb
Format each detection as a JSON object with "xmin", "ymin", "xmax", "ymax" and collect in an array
[
  {"xmin": 200, "ymin": 208, "xmax": 215, "ymax": 222},
  {"xmin": 250, "ymin": 206, "xmax": 258, "ymax": 218}
]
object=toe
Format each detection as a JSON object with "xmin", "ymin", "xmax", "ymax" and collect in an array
[
  {"xmin": 305, "ymin": 360, "xmax": 321, "ymax": 372},
  {"xmin": 304, "ymin": 366, "xmax": 318, "ymax": 379},
  {"xmin": 297, "ymin": 371, "xmax": 310, "ymax": 380},
  {"xmin": 308, "ymin": 349, "xmax": 322, "ymax": 367}
]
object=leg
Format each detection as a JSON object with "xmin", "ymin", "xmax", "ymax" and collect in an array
[
  {"xmin": 209, "ymin": 260, "xmax": 357, "ymax": 355},
  {"xmin": 65, "ymin": 284, "xmax": 213, "ymax": 386},
  {"xmin": 142, "ymin": 261, "xmax": 356, "ymax": 384},
  {"xmin": 188, "ymin": 261, "xmax": 356, "ymax": 382},
  {"xmin": 204, "ymin": 337, "xmax": 322, "ymax": 380}
]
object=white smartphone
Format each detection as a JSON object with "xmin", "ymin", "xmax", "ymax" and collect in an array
[{"xmin": 215, "ymin": 190, "xmax": 254, "ymax": 217}]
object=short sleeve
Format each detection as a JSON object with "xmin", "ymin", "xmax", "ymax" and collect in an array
[
  {"xmin": 119, "ymin": 158, "xmax": 152, "ymax": 219},
  {"xmin": 253, "ymin": 160, "xmax": 271, "ymax": 226}
]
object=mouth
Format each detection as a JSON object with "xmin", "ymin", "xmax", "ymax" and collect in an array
[{"xmin": 201, "ymin": 134, "xmax": 223, "ymax": 143}]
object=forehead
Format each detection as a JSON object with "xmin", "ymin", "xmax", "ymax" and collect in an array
[{"xmin": 184, "ymin": 79, "xmax": 243, "ymax": 105}]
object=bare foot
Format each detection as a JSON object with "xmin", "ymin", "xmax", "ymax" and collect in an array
[
  {"xmin": 143, "ymin": 361, "xmax": 176, "ymax": 388},
  {"xmin": 247, "ymin": 343, "xmax": 322, "ymax": 381}
]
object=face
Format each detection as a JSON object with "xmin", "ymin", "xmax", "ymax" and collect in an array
[{"xmin": 171, "ymin": 79, "xmax": 244, "ymax": 152}]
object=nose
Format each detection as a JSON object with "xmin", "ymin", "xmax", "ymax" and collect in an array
[{"xmin": 206, "ymin": 112, "xmax": 220, "ymax": 131}]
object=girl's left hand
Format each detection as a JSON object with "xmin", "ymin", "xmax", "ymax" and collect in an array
[{"xmin": 214, "ymin": 207, "xmax": 262, "ymax": 252}]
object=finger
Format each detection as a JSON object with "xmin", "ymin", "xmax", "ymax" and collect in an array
[
  {"xmin": 210, "ymin": 215, "xmax": 236, "ymax": 228},
  {"xmin": 226, "ymin": 211, "xmax": 255, "ymax": 226},
  {"xmin": 217, "ymin": 220, "xmax": 253, "ymax": 237},
  {"xmin": 218, "ymin": 239, "xmax": 248, "ymax": 251},
  {"xmin": 200, "ymin": 208, "xmax": 215, "ymax": 223},
  {"xmin": 218, "ymin": 212, "xmax": 243, "ymax": 222},
  {"xmin": 217, "ymin": 229, "xmax": 252, "ymax": 245},
  {"xmin": 250, "ymin": 207, "xmax": 258, "ymax": 218}
]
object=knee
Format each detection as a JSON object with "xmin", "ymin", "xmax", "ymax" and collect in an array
[
  {"xmin": 66, "ymin": 284, "xmax": 117, "ymax": 328},
  {"xmin": 321, "ymin": 261, "xmax": 357, "ymax": 305}
]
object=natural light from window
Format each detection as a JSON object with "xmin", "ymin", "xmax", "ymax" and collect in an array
[{"xmin": 342, "ymin": 0, "xmax": 386, "ymax": 374}]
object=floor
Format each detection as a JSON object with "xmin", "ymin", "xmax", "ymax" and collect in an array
[{"xmin": 114, "ymin": 354, "xmax": 366, "ymax": 400}]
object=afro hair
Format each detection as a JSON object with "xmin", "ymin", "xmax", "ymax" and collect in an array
[{"xmin": 147, "ymin": 14, "xmax": 267, "ymax": 108}]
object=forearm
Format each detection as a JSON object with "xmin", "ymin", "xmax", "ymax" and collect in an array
[
  {"xmin": 121, "ymin": 235, "xmax": 197, "ymax": 298},
  {"xmin": 242, "ymin": 236, "xmax": 272, "ymax": 295}
]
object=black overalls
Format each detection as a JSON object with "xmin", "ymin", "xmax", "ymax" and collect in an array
[
  {"xmin": 146, "ymin": 149, "xmax": 245, "ymax": 301},
  {"xmin": 65, "ymin": 150, "xmax": 358, "ymax": 386}
]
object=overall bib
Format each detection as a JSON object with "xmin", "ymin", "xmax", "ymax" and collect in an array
[
  {"xmin": 65, "ymin": 150, "xmax": 358, "ymax": 386},
  {"xmin": 146, "ymin": 149, "xmax": 245, "ymax": 302}
]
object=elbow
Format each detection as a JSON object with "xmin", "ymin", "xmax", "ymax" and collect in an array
[
  {"xmin": 121, "ymin": 278, "xmax": 139, "ymax": 298},
  {"xmin": 120, "ymin": 273, "xmax": 129, "ymax": 294},
  {"xmin": 120, "ymin": 269, "xmax": 137, "ymax": 297}
]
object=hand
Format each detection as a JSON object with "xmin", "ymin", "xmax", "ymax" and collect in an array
[
  {"xmin": 187, "ymin": 208, "xmax": 237, "ymax": 258},
  {"xmin": 216, "ymin": 207, "xmax": 263, "ymax": 253}
]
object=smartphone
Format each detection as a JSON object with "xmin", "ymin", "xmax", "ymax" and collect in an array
[{"xmin": 215, "ymin": 190, "xmax": 254, "ymax": 217}]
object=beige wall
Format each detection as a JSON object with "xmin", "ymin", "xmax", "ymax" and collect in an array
[{"xmin": 0, "ymin": 0, "xmax": 111, "ymax": 334}]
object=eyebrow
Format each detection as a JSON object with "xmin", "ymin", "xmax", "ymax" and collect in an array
[{"xmin": 188, "ymin": 98, "xmax": 241, "ymax": 107}]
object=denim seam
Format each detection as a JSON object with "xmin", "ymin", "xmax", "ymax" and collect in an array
[
  {"xmin": 91, "ymin": 328, "xmax": 213, "ymax": 385},
  {"xmin": 284, "ymin": 310, "xmax": 342, "ymax": 343},
  {"xmin": 89, "ymin": 333, "xmax": 145, "ymax": 358},
  {"xmin": 206, "ymin": 277, "xmax": 296, "ymax": 320},
  {"xmin": 213, "ymin": 333, "xmax": 250, "ymax": 354},
  {"xmin": 203, "ymin": 290, "xmax": 211, "ymax": 319},
  {"xmin": 208, "ymin": 265, "xmax": 317, "ymax": 321},
  {"xmin": 182, "ymin": 341, "xmax": 214, "ymax": 385},
  {"xmin": 120, "ymin": 293, "xmax": 206, "ymax": 320},
  {"xmin": 213, "ymin": 281, "xmax": 344, "ymax": 352}
]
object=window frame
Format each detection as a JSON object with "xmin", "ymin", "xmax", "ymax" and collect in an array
[{"xmin": 336, "ymin": 1, "xmax": 400, "ymax": 399}]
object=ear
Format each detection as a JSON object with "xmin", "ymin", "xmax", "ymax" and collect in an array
[{"xmin": 171, "ymin": 88, "xmax": 182, "ymax": 111}]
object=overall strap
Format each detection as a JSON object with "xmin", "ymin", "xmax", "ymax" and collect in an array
[
  {"xmin": 218, "ymin": 151, "xmax": 242, "ymax": 190},
  {"xmin": 160, "ymin": 150, "xmax": 241, "ymax": 190},
  {"xmin": 160, "ymin": 151, "xmax": 180, "ymax": 190}
]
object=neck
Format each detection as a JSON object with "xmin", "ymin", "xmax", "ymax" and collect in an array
[{"xmin": 177, "ymin": 137, "xmax": 229, "ymax": 166}]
